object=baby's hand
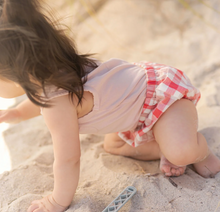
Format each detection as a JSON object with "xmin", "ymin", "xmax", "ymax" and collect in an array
[
  {"xmin": 27, "ymin": 194, "xmax": 69, "ymax": 212},
  {"xmin": 0, "ymin": 109, "xmax": 22, "ymax": 124}
]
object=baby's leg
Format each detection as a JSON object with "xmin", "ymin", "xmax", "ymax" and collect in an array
[
  {"xmin": 104, "ymin": 133, "xmax": 185, "ymax": 176},
  {"xmin": 193, "ymin": 151, "xmax": 220, "ymax": 178},
  {"xmin": 153, "ymin": 99, "xmax": 220, "ymax": 178},
  {"xmin": 104, "ymin": 133, "xmax": 160, "ymax": 161},
  {"xmin": 159, "ymin": 154, "xmax": 186, "ymax": 177}
]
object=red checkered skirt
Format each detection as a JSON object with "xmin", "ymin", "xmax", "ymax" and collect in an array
[{"xmin": 118, "ymin": 62, "xmax": 201, "ymax": 147}]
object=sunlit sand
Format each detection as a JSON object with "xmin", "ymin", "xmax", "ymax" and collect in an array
[{"xmin": 0, "ymin": 98, "xmax": 16, "ymax": 174}]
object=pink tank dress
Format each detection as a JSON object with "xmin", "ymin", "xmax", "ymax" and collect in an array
[{"xmin": 43, "ymin": 58, "xmax": 201, "ymax": 147}]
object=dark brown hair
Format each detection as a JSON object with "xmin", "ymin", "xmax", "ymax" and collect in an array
[{"xmin": 0, "ymin": 0, "xmax": 98, "ymax": 107}]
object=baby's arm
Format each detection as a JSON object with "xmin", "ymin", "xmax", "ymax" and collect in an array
[
  {"xmin": 0, "ymin": 98, "xmax": 41, "ymax": 123},
  {"xmin": 16, "ymin": 98, "xmax": 41, "ymax": 120},
  {"xmin": 28, "ymin": 95, "xmax": 80, "ymax": 211}
]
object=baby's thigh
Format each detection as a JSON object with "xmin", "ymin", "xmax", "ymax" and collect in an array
[
  {"xmin": 153, "ymin": 99, "xmax": 198, "ymax": 152},
  {"xmin": 104, "ymin": 133, "xmax": 160, "ymax": 160}
]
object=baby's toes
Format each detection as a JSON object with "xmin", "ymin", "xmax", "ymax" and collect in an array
[
  {"xmin": 27, "ymin": 204, "xmax": 39, "ymax": 212},
  {"xmin": 172, "ymin": 167, "xmax": 186, "ymax": 176},
  {"xmin": 160, "ymin": 165, "xmax": 171, "ymax": 176},
  {"xmin": 170, "ymin": 168, "xmax": 180, "ymax": 176},
  {"xmin": 180, "ymin": 167, "xmax": 186, "ymax": 175}
]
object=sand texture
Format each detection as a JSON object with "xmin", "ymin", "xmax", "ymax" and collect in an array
[{"xmin": 1, "ymin": 0, "xmax": 220, "ymax": 211}]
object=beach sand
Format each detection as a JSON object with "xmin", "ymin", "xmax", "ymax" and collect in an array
[{"xmin": 1, "ymin": 0, "xmax": 220, "ymax": 211}]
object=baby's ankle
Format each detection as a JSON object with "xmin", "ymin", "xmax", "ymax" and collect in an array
[{"xmin": 194, "ymin": 149, "xmax": 211, "ymax": 164}]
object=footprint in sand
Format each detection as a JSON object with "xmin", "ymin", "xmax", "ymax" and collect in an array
[
  {"xmin": 80, "ymin": 134, "xmax": 104, "ymax": 154},
  {"xmin": 101, "ymin": 153, "xmax": 160, "ymax": 175},
  {"xmin": 93, "ymin": 143, "xmax": 106, "ymax": 158}
]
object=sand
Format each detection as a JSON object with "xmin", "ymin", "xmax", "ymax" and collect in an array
[{"xmin": 1, "ymin": 0, "xmax": 220, "ymax": 211}]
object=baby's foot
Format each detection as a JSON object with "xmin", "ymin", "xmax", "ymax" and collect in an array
[
  {"xmin": 193, "ymin": 151, "xmax": 220, "ymax": 178},
  {"xmin": 160, "ymin": 155, "xmax": 186, "ymax": 177}
]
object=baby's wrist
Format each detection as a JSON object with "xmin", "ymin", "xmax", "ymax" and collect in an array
[
  {"xmin": 12, "ymin": 108, "xmax": 23, "ymax": 122},
  {"xmin": 47, "ymin": 194, "xmax": 69, "ymax": 211}
]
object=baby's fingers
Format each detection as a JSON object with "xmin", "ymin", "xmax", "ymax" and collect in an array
[
  {"xmin": 33, "ymin": 209, "xmax": 47, "ymax": 212},
  {"xmin": 31, "ymin": 200, "xmax": 41, "ymax": 205},
  {"xmin": 27, "ymin": 203, "xmax": 39, "ymax": 212},
  {"xmin": 0, "ymin": 110, "xmax": 12, "ymax": 123},
  {"xmin": 27, "ymin": 203, "xmax": 47, "ymax": 212},
  {"xmin": 0, "ymin": 110, "xmax": 7, "ymax": 121}
]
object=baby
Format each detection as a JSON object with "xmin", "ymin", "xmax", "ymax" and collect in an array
[{"xmin": 0, "ymin": 0, "xmax": 220, "ymax": 212}]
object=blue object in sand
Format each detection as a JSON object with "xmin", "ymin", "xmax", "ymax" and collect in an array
[{"xmin": 102, "ymin": 186, "xmax": 137, "ymax": 212}]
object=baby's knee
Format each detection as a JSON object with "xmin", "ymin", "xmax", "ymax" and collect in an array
[
  {"xmin": 103, "ymin": 134, "xmax": 125, "ymax": 154},
  {"xmin": 164, "ymin": 139, "xmax": 200, "ymax": 166},
  {"xmin": 103, "ymin": 140, "xmax": 112, "ymax": 153},
  {"xmin": 173, "ymin": 132, "xmax": 209, "ymax": 165},
  {"xmin": 103, "ymin": 138, "xmax": 111, "ymax": 153},
  {"xmin": 168, "ymin": 152, "xmax": 197, "ymax": 166}
]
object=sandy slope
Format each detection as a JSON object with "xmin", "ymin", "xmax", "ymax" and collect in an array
[{"xmin": 1, "ymin": 0, "xmax": 220, "ymax": 211}]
